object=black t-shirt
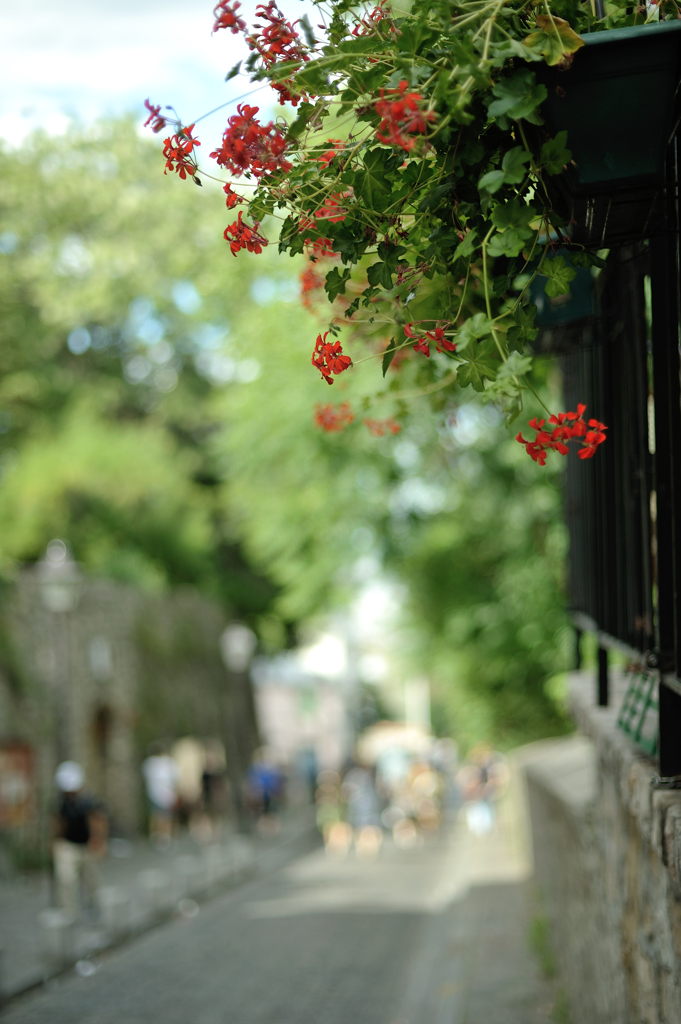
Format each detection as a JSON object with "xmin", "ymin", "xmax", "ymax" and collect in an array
[{"xmin": 57, "ymin": 793, "xmax": 99, "ymax": 845}]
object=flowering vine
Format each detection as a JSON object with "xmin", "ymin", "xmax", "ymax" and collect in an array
[{"xmin": 143, "ymin": 0, "xmax": 633, "ymax": 456}]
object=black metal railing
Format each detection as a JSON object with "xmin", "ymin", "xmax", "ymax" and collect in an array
[{"xmin": 560, "ymin": 135, "xmax": 681, "ymax": 777}]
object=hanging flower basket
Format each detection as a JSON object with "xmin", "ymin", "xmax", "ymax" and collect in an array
[{"xmin": 537, "ymin": 21, "xmax": 681, "ymax": 247}]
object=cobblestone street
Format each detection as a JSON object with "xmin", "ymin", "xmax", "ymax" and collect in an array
[{"xmin": 1, "ymin": 795, "xmax": 556, "ymax": 1024}]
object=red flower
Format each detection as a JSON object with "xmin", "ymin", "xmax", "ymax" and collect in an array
[
  {"xmin": 578, "ymin": 421, "xmax": 608, "ymax": 459},
  {"xmin": 300, "ymin": 266, "xmax": 324, "ymax": 309},
  {"xmin": 425, "ymin": 326, "xmax": 456, "ymax": 354},
  {"xmin": 517, "ymin": 404, "xmax": 607, "ymax": 464},
  {"xmin": 223, "ymin": 212, "xmax": 268, "ymax": 256},
  {"xmin": 223, "ymin": 183, "xmax": 245, "ymax": 209},
  {"xmin": 311, "ymin": 332, "xmax": 352, "ymax": 384},
  {"xmin": 405, "ymin": 322, "xmax": 455, "ymax": 357},
  {"xmin": 247, "ymin": 2, "xmax": 309, "ymax": 66},
  {"xmin": 246, "ymin": 1, "xmax": 311, "ymax": 105},
  {"xmin": 210, "ymin": 104, "xmax": 292, "ymax": 179},
  {"xmin": 314, "ymin": 402, "xmax": 354, "ymax": 432},
  {"xmin": 305, "ymin": 236, "xmax": 338, "ymax": 260},
  {"xmin": 212, "ymin": 0, "xmax": 246, "ymax": 34},
  {"xmin": 144, "ymin": 99, "xmax": 168, "ymax": 134},
  {"xmin": 162, "ymin": 125, "xmax": 200, "ymax": 179},
  {"xmin": 365, "ymin": 417, "xmax": 401, "ymax": 437},
  {"xmin": 375, "ymin": 81, "xmax": 436, "ymax": 152},
  {"xmin": 317, "ymin": 140, "xmax": 344, "ymax": 168},
  {"xmin": 353, "ymin": 0, "xmax": 392, "ymax": 36}
]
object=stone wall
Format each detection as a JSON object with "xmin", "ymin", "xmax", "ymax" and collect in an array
[
  {"xmin": 520, "ymin": 670, "xmax": 681, "ymax": 1024},
  {"xmin": 0, "ymin": 573, "xmax": 259, "ymax": 841}
]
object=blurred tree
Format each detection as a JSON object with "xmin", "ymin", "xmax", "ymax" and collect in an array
[
  {"xmin": 0, "ymin": 118, "xmax": 571, "ymax": 745},
  {"xmin": 0, "ymin": 118, "xmax": 312, "ymax": 618}
]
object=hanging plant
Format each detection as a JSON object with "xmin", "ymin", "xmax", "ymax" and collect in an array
[{"xmin": 144, "ymin": 0, "xmax": 679, "ymax": 459}]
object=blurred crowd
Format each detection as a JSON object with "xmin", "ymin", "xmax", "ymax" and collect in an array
[
  {"xmin": 49, "ymin": 732, "xmax": 509, "ymax": 918},
  {"xmin": 315, "ymin": 739, "xmax": 509, "ymax": 859}
]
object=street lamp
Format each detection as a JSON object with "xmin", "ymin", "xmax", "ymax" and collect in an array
[
  {"xmin": 36, "ymin": 540, "xmax": 82, "ymax": 614},
  {"xmin": 219, "ymin": 623, "xmax": 258, "ymax": 831},
  {"xmin": 36, "ymin": 540, "xmax": 82, "ymax": 765},
  {"xmin": 219, "ymin": 623, "xmax": 257, "ymax": 673}
]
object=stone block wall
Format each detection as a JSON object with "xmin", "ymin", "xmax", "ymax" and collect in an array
[{"xmin": 521, "ymin": 671, "xmax": 681, "ymax": 1024}]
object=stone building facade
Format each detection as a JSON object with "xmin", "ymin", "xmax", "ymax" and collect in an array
[
  {"xmin": 521, "ymin": 670, "xmax": 681, "ymax": 1024},
  {"xmin": 0, "ymin": 572, "xmax": 259, "ymax": 852}
]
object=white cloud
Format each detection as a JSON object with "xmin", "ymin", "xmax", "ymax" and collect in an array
[{"xmin": 0, "ymin": 0, "xmax": 279, "ymax": 144}]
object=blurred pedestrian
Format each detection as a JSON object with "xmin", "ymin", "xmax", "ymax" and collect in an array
[
  {"xmin": 245, "ymin": 748, "xmax": 284, "ymax": 835},
  {"xmin": 52, "ymin": 761, "xmax": 107, "ymax": 918},
  {"xmin": 141, "ymin": 742, "xmax": 179, "ymax": 848}
]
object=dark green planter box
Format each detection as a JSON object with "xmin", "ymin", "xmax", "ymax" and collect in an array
[{"xmin": 536, "ymin": 21, "xmax": 681, "ymax": 246}]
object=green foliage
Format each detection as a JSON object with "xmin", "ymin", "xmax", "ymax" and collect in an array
[
  {"xmin": 385, "ymin": 392, "xmax": 572, "ymax": 748},
  {"xmin": 0, "ymin": 120, "xmax": 299, "ymax": 619}
]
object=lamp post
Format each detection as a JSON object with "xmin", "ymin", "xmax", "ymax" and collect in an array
[
  {"xmin": 36, "ymin": 541, "xmax": 82, "ymax": 764},
  {"xmin": 219, "ymin": 623, "xmax": 258, "ymax": 831}
]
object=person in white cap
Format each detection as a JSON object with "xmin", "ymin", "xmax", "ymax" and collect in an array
[{"xmin": 52, "ymin": 761, "xmax": 107, "ymax": 917}]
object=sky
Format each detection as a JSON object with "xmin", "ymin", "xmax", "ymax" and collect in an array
[{"xmin": 0, "ymin": 0, "xmax": 293, "ymax": 146}]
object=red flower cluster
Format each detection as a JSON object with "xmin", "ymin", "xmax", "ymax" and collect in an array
[
  {"xmin": 313, "ymin": 194, "xmax": 348, "ymax": 224},
  {"xmin": 516, "ymin": 404, "xmax": 608, "ymax": 465},
  {"xmin": 312, "ymin": 332, "xmax": 352, "ymax": 384},
  {"xmin": 314, "ymin": 402, "xmax": 354, "ymax": 432},
  {"xmin": 210, "ymin": 104, "xmax": 291, "ymax": 179},
  {"xmin": 223, "ymin": 212, "xmax": 268, "ymax": 256},
  {"xmin": 247, "ymin": 2, "xmax": 308, "ymax": 65},
  {"xmin": 247, "ymin": 2, "xmax": 310, "ymax": 105},
  {"xmin": 223, "ymin": 183, "xmax": 245, "ymax": 209},
  {"xmin": 300, "ymin": 266, "xmax": 324, "ymax": 309},
  {"xmin": 305, "ymin": 236, "xmax": 338, "ymax": 260},
  {"xmin": 375, "ymin": 81, "xmax": 435, "ymax": 152},
  {"xmin": 353, "ymin": 0, "xmax": 391, "ymax": 36},
  {"xmin": 365, "ymin": 417, "xmax": 401, "ymax": 436},
  {"xmin": 144, "ymin": 99, "xmax": 167, "ymax": 134},
  {"xmin": 404, "ymin": 323, "xmax": 456, "ymax": 357},
  {"xmin": 212, "ymin": 0, "xmax": 246, "ymax": 34},
  {"xmin": 162, "ymin": 125, "xmax": 200, "ymax": 179},
  {"xmin": 317, "ymin": 140, "xmax": 344, "ymax": 168}
]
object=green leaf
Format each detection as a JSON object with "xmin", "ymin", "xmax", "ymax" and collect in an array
[
  {"xmin": 225, "ymin": 62, "xmax": 241, "ymax": 82},
  {"xmin": 542, "ymin": 255, "xmax": 577, "ymax": 297},
  {"xmin": 354, "ymin": 148, "xmax": 394, "ymax": 207},
  {"xmin": 496, "ymin": 351, "xmax": 533, "ymax": 382},
  {"xmin": 299, "ymin": 14, "xmax": 316, "ymax": 47},
  {"xmin": 502, "ymin": 146, "xmax": 532, "ymax": 184},
  {"xmin": 367, "ymin": 261, "xmax": 394, "ymax": 290},
  {"xmin": 324, "ymin": 266, "xmax": 351, "ymax": 302},
  {"xmin": 452, "ymin": 230, "xmax": 478, "ymax": 262},
  {"xmin": 456, "ymin": 312, "xmax": 495, "ymax": 352},
  {"xmin": 377, "ymin": 241, "xmax": 407, "ymax": 270},
  {"xmin": 287, "ymin": 102, "xmax": 315, "ymax": 141},
  {"xmin": 513, "ymin": 303, "xmax": 538, "ymax": 330},
  {"xmin": 488, "ymin": 229, "xmax": 528, "ymax": 259},
  {"xmin": 418, "ymin": 182, "xmax": 455, "ymax": 212},
  {"xmin": 567, "ymin": 250, "xmax": 607, "ymax": 270},
  {"xmin": 540, "ymin": 132, "xmax": 571, "ymax": 176},
  {"xmin": 478, "ymin": 169, "xmax": 506, "ymax": 194},
  {"xmin": 457, "ymin": 340, "xmax": 499, "ymax": 391},
  {"xmin": 382, "ymin": 337, "xmax": 398, "ymax": 377},
  {"xmin": 487, "ymin": 69, "xmax": 547, "ymax": 123},
  {"xmin": 491, "ymin": 198, "xmax": 536, "ymax": 235},
  {"xmin": 523, "ymin": 15, "xmax": 585, "ymax": 66}
]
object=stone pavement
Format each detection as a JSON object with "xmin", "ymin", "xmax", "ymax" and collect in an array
[
  {"xmin": 0, "ymin": 809, "xmax": 318, "ymax": 1002},
  {"xmin": 0, "ymin": 780, "xmax": 559, "ymax": 1024}
]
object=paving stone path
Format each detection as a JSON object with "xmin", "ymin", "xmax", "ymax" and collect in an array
[{"xmin": 1, "ymin": 797, "xmax": 557, "ymax": 1024}]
